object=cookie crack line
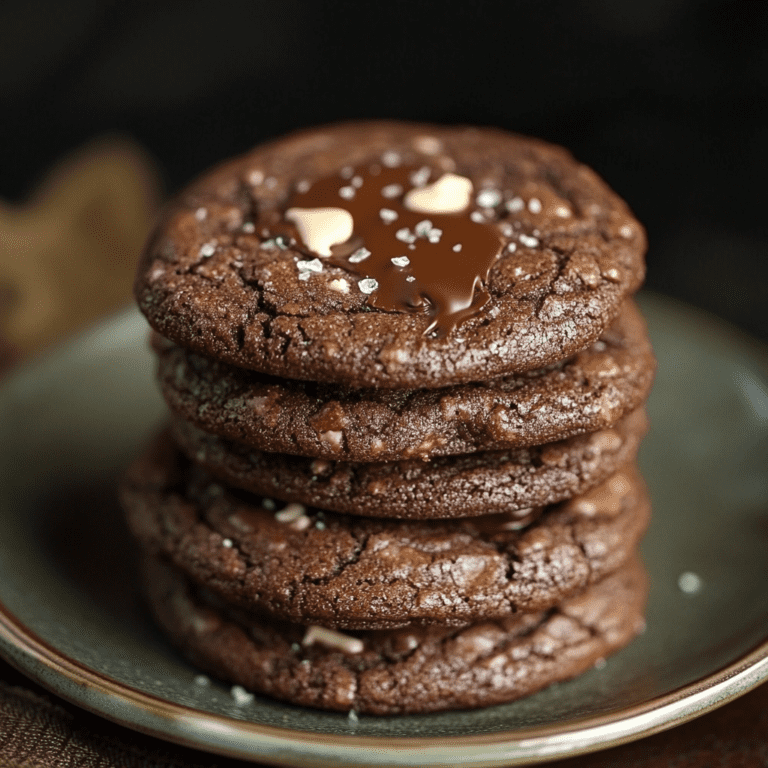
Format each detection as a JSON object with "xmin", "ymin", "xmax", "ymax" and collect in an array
[
  {"xmin": 135, "ymin": 122, "xmax": 646, "ymax": 389},
  {"xmin": 143, "ymin": 553, "xmax": 646, "ymax": 715},
  {"xmin": 123, "ymin": 435, "xmax": 649, "ymax": 630}
]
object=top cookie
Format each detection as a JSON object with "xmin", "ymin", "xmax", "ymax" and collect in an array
[{"xmin": 136, "ymin": 122, "xmax": 646, "ymax": 388}]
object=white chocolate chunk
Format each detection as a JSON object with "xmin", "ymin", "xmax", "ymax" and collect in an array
[
  {"xmin": 296, "ymin": 258, "xmax": 323, "ymax": 273},
  {"xmin": 289, "ymin": 515, "xmax": 312, "ymax": 531},
  {"xmin": 302, "ymin": 625, "xmax": 364, "ymax": 654},
  {"xmin": 275, "ymin": 503, "xmax": 307, "ymax": 523},
  {"xmin": 285, "ymin": 207, "xmax": 353, "ymax": 256},
  {"xmin": 404, "ymin": 173, "xmax": 473, "ymax": 214}
]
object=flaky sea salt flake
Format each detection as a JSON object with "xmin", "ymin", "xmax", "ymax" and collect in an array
[
  {"xmin": 231, "ymin": 686, "xmax": 254, "ymax": 706},
  {"xmin": 410, "ymin": 166, "xmax": 431, "ymax": 187},
  {"xmin": 381, "ymin": 184, "xmax": 403, "ymax": 198},
  {"xmin": 349, "ymin": 247, "xmax": 371, "ymax": 263},
  {"xmin": 678, "ymin": 571, "xmax": 703, "ymax": 594},
  {"xmin": 379, "ymin": 208, "xmax": 398, "ymax": 224},
  {"xmin": 359, "ymin": 278, "xmax": 378, "ymax": 294},
  {"xmin": 519, "ymin": 234, "xmax": 539, "ymax": 248},
  {"xmin": 391, "ymin": 256, "xmax": 410, "ymax": 267},
  {"xmin": 414, "ymin": 219, "xmax": 433, "ymax": 238},
  {"xmin": 476, "ymin": 189, "xmax": 502, "ymax": 208},
  {"xmin": 296, "ymin": 258, "xmax": 323, "ymax": 273}
]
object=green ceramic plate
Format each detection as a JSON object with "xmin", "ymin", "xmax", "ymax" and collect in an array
[{"xmin": 0, "ymin": 293, "xmax": 766, "ymax": 767}]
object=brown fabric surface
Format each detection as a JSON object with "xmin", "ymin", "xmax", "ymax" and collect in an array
[
  {"xmin": 0, "ymin": 138, "xmax": 765, "ymax": 767},
  {"xmin": 0, "ymin": 664, "xmax": 225, "ymax": 767}
]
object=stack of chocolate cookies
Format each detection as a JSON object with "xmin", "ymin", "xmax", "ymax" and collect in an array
[{"xmin": 122, "ymin": 122, "xmax": 655, "ymax": 715}]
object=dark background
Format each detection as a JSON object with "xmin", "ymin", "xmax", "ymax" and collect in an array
[{"xmin": 2, "ymin": 0, "xmax": 766, "ymax": 340}]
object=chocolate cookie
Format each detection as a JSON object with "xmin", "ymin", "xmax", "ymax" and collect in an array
[
  {"xmin": 121, "ymin": 434, "xmax": 650, "ymax": 630},
  {"xmin": 142, "ymin": 554, "xmax": 648, "ymax": 714},
  {"xmin": 155, "ymin": 299, "xmax": 654, "ymax": 462},
  {"xmin": 135, "ymin": 121, "xmax": 646, "ymax": 389},
  {"xmin": 169, "ymin": 408, "xmax": 648, "ymax": 520}
]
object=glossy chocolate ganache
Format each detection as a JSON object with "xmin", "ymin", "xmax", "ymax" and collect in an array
[{"xmin": 279, "ymin": 163, "xmax": 503, "ymax": 336}]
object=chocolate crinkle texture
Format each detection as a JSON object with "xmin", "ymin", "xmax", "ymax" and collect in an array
[
  {"xmin": 142, "ymin": 553, "xmax": 648, "ymax": 715},
  {"xmin": 169, "ymin": 408, "xmax": 648, "ymax": 519},
  {"xmin": 154, "ymin": 299, "xmax": 655, "ymax": 462},
  {"xmin": 121, "ymin": 434, "xmax": 650, "ymax": 631},
  {"xmin": 135, "ymin": 121, "xmax": 646, "ymax": 389},
  {"xmin": 124, "ymin": 121, "xmax": 655, "ymax": 713}
]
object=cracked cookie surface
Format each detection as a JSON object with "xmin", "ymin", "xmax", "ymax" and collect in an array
[
  {"xmin": 170, "ymin": 408, "xmax": 648, "ymax": 519},
  {"xmin": 142, "ymin": 554, "xmax": 648, "ymax": 714},
  {"xmin": 121, "ymin": 434, "xmax": 650, "ymax": 630},
  {"xmin": 135, "ymin": 121, "xmax": 646, "ymax": 389},
  {"xmin": 155, "ymin": 299, "xmax": 654, "ymax": 462}
]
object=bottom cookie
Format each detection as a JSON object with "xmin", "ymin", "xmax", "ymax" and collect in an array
[{"xmin": 142, "ymin": 555, "xmax": 648, "ymax": 715}]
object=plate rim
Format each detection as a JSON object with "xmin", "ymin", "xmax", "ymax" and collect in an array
[
  {"xmin": 1, "ymin": 601, "xmax": 767, "ymax": 766},
  {"xmin": 1, "ymin": 291, "xmax": 768, "ymax": 767}
]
